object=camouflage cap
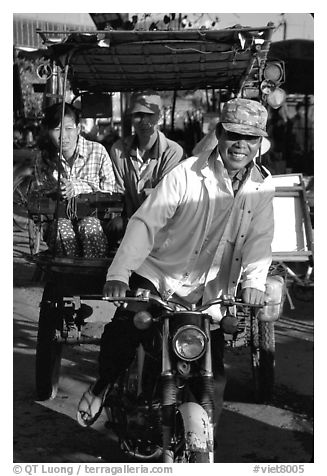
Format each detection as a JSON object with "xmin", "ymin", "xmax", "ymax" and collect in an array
[
  {"xmin": 129, "ymin": 91, "xmax": 162, "ymax": 115},
  {"xmin": 220, "ymin": 98, "xmax": 268, "ymax": 137}
]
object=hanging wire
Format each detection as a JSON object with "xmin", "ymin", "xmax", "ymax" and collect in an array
[
  {"xmin": 66, "ymin": 197, "xmax": 77, "ymax": 220},
  {"xmin": 164, "ymin": 45, "xmax": 213, "ymax": 54},
  {"xmin": 164, "ymin": 45, "xmax": 250, "ymax": 55}
]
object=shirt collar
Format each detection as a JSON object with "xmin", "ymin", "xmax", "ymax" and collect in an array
[
  {"xmin": 57, "ymin": 135, "xmax": 83, "ymax": 164},
  {"xmin": 232, "ymin": 161, "xmax": 254, "ymax": 181},
  {"xmin": 130, "ymin": 132, "xmax": 160, "ymax": 160},
  {"xmin": 74, "ymin": 135, "xmax": 86, "ymax": 160}
]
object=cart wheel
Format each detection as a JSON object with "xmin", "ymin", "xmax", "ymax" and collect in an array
[
  {"xmin": 28, "ymin": 218, "xmax": 41, "ymax": 255},
  {"xmin": 251, "ymin": 315, "xmax": 275, "ymax": 403},
  {"xmin": 291, "ymin": 277, "xmax": 314, "ymax": 302},
  {"xmin": 13, "ymin": 173, "xmax": 32, "ymax": 230},
  {"xmin": 35, "ymin": 299, "xmax": 63, "ymax": 400}
]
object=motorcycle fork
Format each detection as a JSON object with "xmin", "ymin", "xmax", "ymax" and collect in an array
[
  {"xmin": 195, "ymin": 318, "xmax": 215, "ymax": 461},
  {"xmin": 161, "ymin": 317, "xmax": 176, "ymax": 463},
  {"xmin": 200, "ymin": 319, "xmax": 215, "ymax": 432},
  {"xmin": 136, "ymin": 344, "xmax": 145, "ymax": 396}
]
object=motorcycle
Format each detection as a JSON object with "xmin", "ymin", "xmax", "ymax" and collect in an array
[{"xmin": 94, "ymin": 290, "xmax": 266, "ymax": 463}]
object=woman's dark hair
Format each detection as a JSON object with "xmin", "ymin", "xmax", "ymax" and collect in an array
[{"xmin": 42, "ymin": 102, "xmax": 80, "ymax": 129}]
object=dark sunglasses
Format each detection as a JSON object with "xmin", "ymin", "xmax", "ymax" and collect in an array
[{"xmin": 224, "ymin": 130, "xmax": 261, "ymax": 143}]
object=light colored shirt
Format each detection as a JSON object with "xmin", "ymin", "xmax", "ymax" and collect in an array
[
  {"xmin": 136, "ymin": 155, "xmax": 151, "ymax": 176},
  {"xmin": 106, "ymin": 148, "xmax": 275, "ymax": 321}
]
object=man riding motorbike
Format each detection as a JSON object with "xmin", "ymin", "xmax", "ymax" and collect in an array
[{"xmin": 77, "ymin": 98, "xmax": 278, "ymax": 441}]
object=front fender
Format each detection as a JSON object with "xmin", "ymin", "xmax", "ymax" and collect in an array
[{"xmin": 177, "ymin": 402, "xmax": 214, "ymax": 454}]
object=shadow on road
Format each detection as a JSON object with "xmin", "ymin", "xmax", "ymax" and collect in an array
[
  {"xmin": 13, "ymin": 311, "xmax": 313, "ymax": 463},
  {"xmin": 13, "ymin": 317, "xmax": 125, "ymax": 463},
  {"xmin": 216, "ymin": 407, "xmax": 313, "ymax": 463}
]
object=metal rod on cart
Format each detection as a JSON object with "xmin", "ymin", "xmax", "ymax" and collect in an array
[
  {"xmin": 36, "ymin": 26, "xmax": 275, "ymax": 36},
  {"xmin": 52, "ymin": 63, "xmax": 70, "ymax": 258},
  {"xmin": 285, "ymin": 287, "xmax": 295, "ymax": 311},
  {"xmin": 56, "ymin": 336, "xmax": 101, "ymax": 345}
]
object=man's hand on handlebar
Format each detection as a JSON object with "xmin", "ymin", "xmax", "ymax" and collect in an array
[
  {"xmin": 242, "ymin": 287, "xmax": 265, "ymax": 306},
  {"xmin": 103, "ymin": 280, "xmax": 130, "ymax": 307}
]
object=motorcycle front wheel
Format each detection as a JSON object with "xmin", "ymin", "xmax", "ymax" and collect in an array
[
  {"xmin": 250, "ymin": 316, "xmax": 275, "ymax": 403},
  {"xmin": 173, "ymin": 410, "xmax": 211, "ymax": 463},
  {"xmin": 174, "ymin": 449, "xmax": 210, "ymax": 463}
]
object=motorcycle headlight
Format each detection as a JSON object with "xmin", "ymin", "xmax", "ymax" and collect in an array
[{"xmin": 172, "ymin": 325, "xmax": 207, "ymax": 361}]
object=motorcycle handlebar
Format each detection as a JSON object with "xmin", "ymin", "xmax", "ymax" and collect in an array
[
  {"xmin": 98, "ymin": 292, "xmax": 264, "ymax": 312},
  {"xmin": 103, "ymin": 293, "xmax": 176, "ymax": 311}
]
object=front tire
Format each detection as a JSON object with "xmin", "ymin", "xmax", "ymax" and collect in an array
[
  {"xmin": 173, "ymin": 408, "xmax": 211, "ymax": 463},
  {"xmin": 251, "ymin": 315, "xmax": 275, "ymax": 403},
  {"xmin": 184, "ymin": 451, "xmax": 210, "ymax": 463}
]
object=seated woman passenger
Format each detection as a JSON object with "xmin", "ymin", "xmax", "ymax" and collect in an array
[{"xmin": 34, "ymin": 102, "xmax": 117, "ymax": 258}]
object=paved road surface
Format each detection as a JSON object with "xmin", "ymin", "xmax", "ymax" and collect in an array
[{"xmin": 13, "ymin": 215, "xmax": 313, "ymax": 463}]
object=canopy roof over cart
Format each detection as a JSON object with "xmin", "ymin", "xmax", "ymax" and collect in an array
[{"xmin": 34, "ymin": 24, "xmax": 275, "ymax": 95}]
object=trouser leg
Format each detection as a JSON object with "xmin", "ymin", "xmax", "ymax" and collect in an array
[
  {"xmin": 77, "ymin": 216, "xmax": 108, "ymax": 258},
  {"xmin": 93, "ymin": 273, "xmax": 159, "ymax": 396},
  {"xmin": 46, "ymin": 218, "xmax": 79, "ymax": 257},
  {"xmin": 93, "ymin": 313, "xmax": 144, "ymax": 395}
]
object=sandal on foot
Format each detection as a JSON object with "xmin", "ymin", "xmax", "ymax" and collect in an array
[{"xmin": 77, "ymin": 384, "xmax": 108, "ymax": 427}]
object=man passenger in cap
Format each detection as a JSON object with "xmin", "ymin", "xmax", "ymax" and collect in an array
[
  {"xmin": 106, "ymin": 90, "xmax": 185, "ymax": 246},
  {"xmin": 77, "ymin": 98, "xmax": 283, "ymax": 443}
]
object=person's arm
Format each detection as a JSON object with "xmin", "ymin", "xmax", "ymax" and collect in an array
[
  {"xmin": 105, "ymin": 166, "xmax": 185, "ymax": 285},
  {"xmin": 98, "ymin": 147, "xmax": 117, "ymax": 193},
  {"xmin": 165, "ymin": 141, "xmax": 185, "ymax": 166},
  {"xmin": 109, "ymin": 142, "xmax": 127, "ymax": 194},
  {"xmin": 156, "ymin": 137, "xmax": 185, "ymax": 182},
  {"xmin": 63, "ymin": 178, "xmax": 95, "ymax": 197},
  {"xmin": 241, "ymin": 187, "xmax": 275, "ymax": 304}
]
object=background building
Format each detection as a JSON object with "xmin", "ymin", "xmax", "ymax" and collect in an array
[{"xmin": 13, "ymin": 13, "xmax": 314, "ymax": 49}]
